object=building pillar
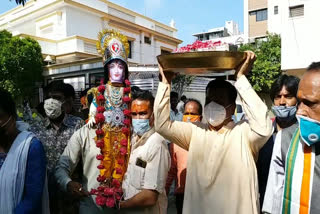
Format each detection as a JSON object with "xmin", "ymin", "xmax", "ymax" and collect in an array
[
  {"xmin": 85, "ymin": 73, "xmax": 90, "ymax": 88},
  {"xmin": 151, "ymin": 34, "xmax": 156, "ymax": 63},
  {"xmin": 140, "ymin": 31, "xmax": 144, "ymax": 63}
]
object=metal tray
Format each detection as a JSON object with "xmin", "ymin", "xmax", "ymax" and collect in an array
[{"xmin": 157, "ymin": 51, "xmax": 246, "ymax": 75}]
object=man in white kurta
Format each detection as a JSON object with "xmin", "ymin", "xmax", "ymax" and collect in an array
[{"xmin": 154, "ymin": 52, "xmax": 273, "ymax": 214}]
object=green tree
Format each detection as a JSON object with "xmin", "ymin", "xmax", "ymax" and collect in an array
[
  {"xmin": 172, "ymin": 74, "xmax": 194, "ymax": 97},
  {"xmin": 12, "ymin": 0, "xmax": 27, "ymax": 5},
  {"xmin": 0, "ymin": 30, "xmax": 43, "ymax": 99},
  {"xmin": 239, "ymin": 33, "xmax": 281, "ymax": 93}
]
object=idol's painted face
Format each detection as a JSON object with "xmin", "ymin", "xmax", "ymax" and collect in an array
[{"xmin": 108, "ymin": 60, "xmax": 125, "ymax": 83}]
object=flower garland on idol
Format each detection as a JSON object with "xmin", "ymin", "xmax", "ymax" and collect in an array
[
  {"xmin": 89, "ymin": 29, "xmax": 132, "ymax": 208},
  {"xmin": 90, "ymin": 79, "xmax": 131, "ymax": 208}
]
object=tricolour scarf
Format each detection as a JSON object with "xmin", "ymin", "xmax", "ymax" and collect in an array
[{"xmin": 282, "ymin": 129, "xmax": 315, "ymax": 214}]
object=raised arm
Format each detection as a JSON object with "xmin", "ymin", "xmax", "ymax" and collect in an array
[
  {"xmin": 154, "ymin": 65, "xmax": 193, "ymax": 150},
  {"xmin": 234, "ymin": 51, "xmax": 273, "ymax": 158}
]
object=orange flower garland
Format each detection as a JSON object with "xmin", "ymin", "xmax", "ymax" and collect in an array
[{"xmin": 90, "ymin": 80, "xmax": 131, "ymax": 208}]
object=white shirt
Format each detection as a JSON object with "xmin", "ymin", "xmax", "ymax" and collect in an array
[
  {"xmin": 262, "ymin": 131, "xmax": 285, "ymax": 214},
  {"xmin": 176, "ymin": 101, "xmax": 185, "ymax": 114},
  {"xmin": 121, "ymin": 128, "xmax": 170, "ymax": 214},
  {"xmin": 170, "ymin": 110, "xmax": 183, "ymax": 121}
]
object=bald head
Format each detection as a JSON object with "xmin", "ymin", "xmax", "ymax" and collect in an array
[{"xmin": 296, "ymin": 68, "xmax": 320, "ymax": 121}]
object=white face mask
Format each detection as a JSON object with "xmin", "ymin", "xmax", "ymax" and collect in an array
[
  {"xmin": 44, "ymin": 98, "xmax": 63, "ymax": 119},
  {"xmin": 204, "ymin": 101, "xmax": 228, "ymax": 127}
]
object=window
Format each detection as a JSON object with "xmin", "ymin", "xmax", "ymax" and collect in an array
[
  {"xmin": 128, "ymin": 41, "xmax": 132, "ymax": 59},
  {"xmin": 63, "ymin": 76, "xmax": 85, "ymax": 91},
  {"xmin": 144, "ymin": 36, "xmax": 151, "ymax": 44},
  {"xmin": 274, "ymin": 6, "xmax": 278, "ymax": 15},
  {"xmin": 289, "ymin": 5, "xmax": 304, "ymax": 18},
  {"xmin": 249, "ymin": 11, "xmax": 256, "ymax": 16},
  {"xmin": 249, "ymin": 9, "xmax": 268, "ymax": 21},
  {"xmin": 256, "ymin": 9, "xmax": 268, "ymax": 21}
]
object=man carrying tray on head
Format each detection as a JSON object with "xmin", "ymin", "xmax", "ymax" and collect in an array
[{"xmin": 154, "ymin": 51, "xmax": 273, "ymax": 214}]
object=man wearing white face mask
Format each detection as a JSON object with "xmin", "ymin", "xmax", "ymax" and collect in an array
[
  {"xmin": 260, "ymin": 75, "xmax": 300, "ymax": 213},
  {"xmin": 120, "ymin": 89, "xmax": 170, "ymax": 213},
  {"xmin": 28, "ymin": 80, "xmax": 83, "ymax": 214},
  {"xmin": 154, "ymin": 51, "xmax": 273, "ymax": 214}
]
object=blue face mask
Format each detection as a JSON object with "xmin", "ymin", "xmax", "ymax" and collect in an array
[
  {"xmin": 272, "ymin": 106, "xmax": 297, "ymax": 122},
  {"xmin": 297, "ymin": 115, "xmax": 320, "ymax": 146},
  {"xmin": 132, "ymin": 119, "xmax": 151, "ymax": 136}
]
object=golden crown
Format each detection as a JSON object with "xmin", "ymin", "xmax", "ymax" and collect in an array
[{"xmin": 97, "ymin": 29, "xmax": 130, "ymax": 66}]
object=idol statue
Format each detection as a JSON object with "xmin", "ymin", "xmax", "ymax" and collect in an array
[{"xmin": 88, "ymin": 29, "xmax": 131, "ymax": 208}]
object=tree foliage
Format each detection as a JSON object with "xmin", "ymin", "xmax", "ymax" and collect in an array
[
  {"xmin": 172, "ymin": 74, "xmax": 194, "ymax": 97},
  {"xmin": 13, "ymin": 0, "xmax": 27, "ymax": 5},
  {"xmin": 0, "ymin": 30, "xmax": 43, "ymax": 99},
  {"xmin": 239, "ymin": 34, "xmax": 281, "ymax": 93}
]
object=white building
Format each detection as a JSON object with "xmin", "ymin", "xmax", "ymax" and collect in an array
[
  {"xmin": 244, "ymin": 0, "xmax": 320, "ymax": 75},
  {"xmin": 0, "ymin": 0, "xmax": 182, "ymax": 91},
  {"xmin": 193, "ymin": 21, "xmax": 245, "ymax": 47},
  {"xmin": 268, "ymin": 0, "xmax": 320, "ymax": 74}
]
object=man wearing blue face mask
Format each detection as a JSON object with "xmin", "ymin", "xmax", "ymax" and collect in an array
[
  {"xmin": 120, "ymin": 89, "xmax": 170, "ymax": 214},
  {"xmin": 263, "ymin": 62, "xmax": 320, "ymax": 214},
  {"xmin": 259, "ymin": 75, "xmax": 300, "ymax": 213}
]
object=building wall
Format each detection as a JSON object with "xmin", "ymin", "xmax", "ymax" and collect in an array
[
  {"xmin": 268, "ymin": 0, "xmax": 320, "ymax": 70},
  {"xmin": 248, "ymin": 0, "xmax": 267, "ymax": 11},
  {"xmin": 245, "ymin": 0, "xmax": 320, "ymax": 72},
  {"xmin": 244, "ymin": 0, "xmax": 249, "ymax": 42},
  {"xmin": 245, "ymin": 0, "xmax": 268, "ymax": 40},
  {"xmin": 225, "ymin": 20, "xmax": 240, "ymax": 36},
  {"xmin": 0, "ymin": 0, "xmax": 181, "ymax": 84},
  {"xmin": 249, "ymin": 15, "xmax": 267, "ymax": 38},
  {"xmin": 11, "ymin": 20, "xmax": 35, "ymax": 36},
  {"xmin": 65, "ymin": 6, "xmax": 102, "ymax": 40},
  {"xmin": 267, "ymin": 0, "xmax": 282, "ymax": 34},
  {"xmin": 36, "ymin": 11, "xmax": 65, "ymax": 40}
]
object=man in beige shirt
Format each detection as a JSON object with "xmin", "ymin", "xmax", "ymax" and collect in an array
[
  {"xmin": 154, "ymin": 51, "xmax": 273, "ymax": 214},
  {"xmin": 120, "ymin": 89, "xmax": 170, "ymax": 214}
]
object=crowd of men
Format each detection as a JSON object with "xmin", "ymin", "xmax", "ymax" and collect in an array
[{"xmin": 1, "ymin": 51, "xmax": 320, "ymax": 214}]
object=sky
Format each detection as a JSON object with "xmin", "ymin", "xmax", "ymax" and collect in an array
[{"xmin": 0, "ymin": 0, "xmax": 244, "ymax": 45}]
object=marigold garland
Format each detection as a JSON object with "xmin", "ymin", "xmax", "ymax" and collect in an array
[{"xmin": 90, "ymin": 80, "xmax": 131, "ymax": 208}]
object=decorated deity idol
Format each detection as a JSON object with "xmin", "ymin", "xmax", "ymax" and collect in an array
[{"xmin": 88, "ymin": 29, "xmax": 131, "ymax": 208}]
